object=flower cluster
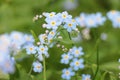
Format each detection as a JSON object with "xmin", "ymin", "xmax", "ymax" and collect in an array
[
  {"xmin": 25, "ymin": 29, "xmax": 61, "ymax": 72},
  {"xmin": 42, "ymin": 11, "xmax": 78, "ymax": 32},
  {"xmin": 61, "ymin": 46, "xmax": 84, "ymax": 80},
  {"xmin": 107, "ymin": 10, "xmax": 120, "ymax": 28},
  {"xmin": 0, "ymin": 31, "xmax": 34, "ymax": 74},
  {"xmin": 75, "ymin": 12, "xmax": 106, "ymax": 28}
]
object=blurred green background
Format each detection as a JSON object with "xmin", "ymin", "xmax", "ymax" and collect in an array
[{"xmin": 0, "ymin": 0, "xmax": 120, "ymax": 80}]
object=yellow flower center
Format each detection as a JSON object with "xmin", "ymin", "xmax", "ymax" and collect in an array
[
  {"xmin": 75, "ymin": 61, "xmax": 80, "ymax": 66},
  {"xmin": 36, "ymin": 65, "xmax": 41, "ymax": 69},
  {"xmin": 62, "ymin": 15, "xmax": 67, "ymax": 18},
  {"xmin": 40, "ymin": 48, "xmax": 44, "ymax": 51},
  {"xmin": 111, "ymin": 10, "xmax": 116, "ymax": 14},
  {"xmin": 86, "ymin": 78, "xmax": 90, "ymax": 80},
  {"xmin": 68, "ymin": 23, "xmax": 72, "ymax": 27},
  {"xmin": 75, "ymin": 50, "xmax": 79, "ymax": 54},
  {"xmin": 50, "ymin": 32, "xmax": 54, "ymax": 35},
  {"xmin": 64, "ymin": 55, "xmax": 68, "ymax": 59},
  {"xmin": 51, "ymin": 21, "xmax": 56, "ymax": 26},
  {"xmin": 49, "ymin": 13, "xmax": 54, "ymax": 17},
  {"xmin": 72, "ymin": 19, "xmax": 75, "ymax": 22},
  {"xmin": 65, "ymin": 71, "xmax": 70, "ymax": 75},
  {"xmin": 29, "ymin": 47, "xmax": 33, "ymax": 51}
]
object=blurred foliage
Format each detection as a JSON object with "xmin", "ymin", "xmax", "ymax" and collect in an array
[{"xmin": 0, "ymin": 0, "xmax": 120, "ymax": 80}]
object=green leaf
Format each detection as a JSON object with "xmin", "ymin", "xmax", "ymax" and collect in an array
[
  {"xmin": 54, "ymin": 38, "xmax": 74, "ymax": 44},
  {"xmin": 100, "ymin": 62, "xmax": 119, "ymax": 71},
  {"xmin": 30, "ymin": 30, "xmax": 39, "ymax": 43},
  {"xmin": 101, "ymin": 71, "xmax": 108, "ymax": 80}
]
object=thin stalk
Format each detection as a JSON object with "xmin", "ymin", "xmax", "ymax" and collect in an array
[
  {"xmin": 43, "ymin": 55, "xmax": 46, "ymax": 80},
  {"xmin": 93, "ymin": 39, "xmax": 100, "ymax": 80},
  {"xmin": 75, "ymin": 72, "xmax": 78, "ymax": 80},
  {"xmin": 68, "ymin": 32, "xmax": 74, "ymax": 46},
  {"xmin": 27, "ymin": 56, "xmax": 36, "ymax": 80}
]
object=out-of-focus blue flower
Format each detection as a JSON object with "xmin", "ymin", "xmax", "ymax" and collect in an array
[
  {"xmin": 82, "ymin": 74, "xmax": 91, "ymax": 80},
  {"xmin": 107, "ymin": 10, "xmax": 120, "ymax": 20},
  {"xmin": 24, "ymin": 34, "xmax": 34, "ymax": 44},
  {"xmin": 75, "ymin": 13, "xmax": 86, "ymax": 27},
  {"xmin": 112, "ymin": 16, "xmax": 120, "ymax": 28},
  {"xmin": 95, "ymin": 12, "xmax": 106, "ymax": 25},
  {"xmin": 61, "ymin": 68, "xmax": 75, "ymax": 80},
  {"xmin": 33, "ymin": 61, "xmax": 43, "ymax": 73},
  {"xmin": 0, "ymin": 54, "xmax": 15, "ymax": 74},
  {"xmin": 71, "ymin": 46, "xmax": 84, "ymax": 57},
  {"xmin": 10, "ymin": 31, "xmax": 25, "ymax": 46},
  {"xmin": 85, "ymin": 14, "xmax": 97, "ymax": 28},
  {"xmin": 0, "ymin": 34, "xmax": 11, "ymax": 54},
  {"xmin": 25, "ymin": 45, "xmax": 37, "ymax": 55},
  {"xmin": 100, "ymin": 33, "xmax": 107, "ymax": 41},
  {"xmin": 107, "ymin": 10, "xmax": 120, "ymax": 28},
  {"xmin": 62, "ymin": 0, "xmax": 78, "ymax": 11},
  {"xmin": 70, "ymin": 58, "xmax": 84, "ymax": 71},
  {"xmin": 75, "ymin": 13, "xmax": 106, "ymax": 28},
  {"xmin": 37, "ymin": 45, "xmax": 49, "ymax": 57},
  {"xmin": 61, "ymin": 53, "xmax": 73, "ymax": 64}
]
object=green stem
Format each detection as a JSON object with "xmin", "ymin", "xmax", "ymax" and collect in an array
[
  {"xmin": 27, "ymin": 56, "xmax": 36, "ymax": 80},
  {"xmin": 93, "ymin": 39, "xmax": 100, "ymax": 80},
  {"xmin": 68, "ymin": 32, "xmax": 74, "ymax": 46},
  {"xmin": 43, "ymin": 55, "xmax": 46, "ymax": 80},
  {"xmin": 75, "ymin": 72, "xmax": 78, "ymax": 80}
]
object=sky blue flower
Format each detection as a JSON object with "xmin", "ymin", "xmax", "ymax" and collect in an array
[
  {"xmin": 37, "ymin": 45, "xmax": 49, "ymax": 57},
  {"xmin": 61, "ymin": 68, "xmax": 75, "ymax": 80},
  {"xmin": 63, "ymin": 0, "xmax": 78, "ymax": 11},
  {"xmin": 38, "ymin": 34, "xmax": 47, "ymax": 44},
  {"xmin": 33, "ymin": 61, "xmax": 43, "ymax": 73},
  {"xmin": 107, "ymin": 10, "xmax": 120, "ymax": 28},
  {"xmin": 107, "ymin": 10, "xmax": 120, "ymax": 20},
  {"xmin": 48, "ymin": 30, "xmax": 56, "ymax": 38},
  {"xmin": 24, "ymin": 34, "xmax": 34, "ymax": 44},
  {"xmin": 0, "ymin": 55, "xmax": 15, "ymax": 74},
  {"xmin": 76, "ymin": 12, "xmax": 106, "ymax": 28},
  {"xmin": 25, "ymin": 45, "xmax": 37, "ymax": 54},
  {"xmin": 61, "ymin": 53, "xmax": 73, "ymax": 64},
  {"xmin": 95, "ymin": 12, "xmax": 106, "ymax": 25},
  {"xmin": 10, "ymin": 31, "xmax": 25, "ymax": 46},
  {"xmin": 70, "ymin": 58, "xmax": 84, "ymax": 71},
  {"xmin": 71, "ymin": 46, "xmax": 84, "ymax": 57},
  {"xmin": 63, "ymin": 19, "xmax": 77, "ymax": 32},
  {"xmin": 43, "ymin": 12, "xmax": 56, "ymax": 19},
  {"xmin": 75, "ymin": 13, "xmax": 86, "ymax": 27},
  {"xmin": 61, "ymin": 11, "xmax": 72, "ymax": 21},
  {"xmin": 45, "ymin": 17, "xmax": 62, "ymax": 30},
  {"xmin": 82, "ymin": 74, "xmax": 91, "ymax": 80},
  {"xmin": 37, "ymin": 54, "xmax": 43, "ymax": 61},
  {"xmin": 112, "ymin": 16, "xmax": 120, "ymax": 28},
  {"xmin": 85, "ymin": 14, "xmax": 97, "ymax": 28}
]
